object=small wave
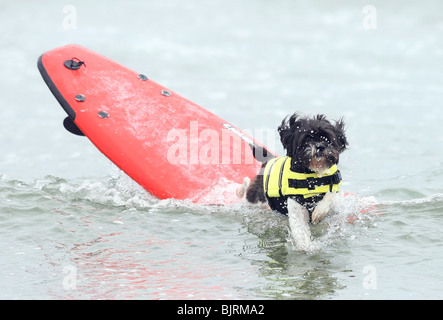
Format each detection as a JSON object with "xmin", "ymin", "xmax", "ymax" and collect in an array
[
  {"xmin": 283, "ymin": 192, "xmax": 380, "ymax": 253},
  {"xmin": 31, "ymin": 170, "xmax": 158, "ymax": 210},
  {"xmin": 2, "ymin": 172, "xmax": 384, "ymax": 254},
  {"xmin": 380, "ymin": 193, "xmax": 443, "ymax": 207},
  {"xmin": 375, "ymin": 193, "xmax": 443, "ymax": 217}
]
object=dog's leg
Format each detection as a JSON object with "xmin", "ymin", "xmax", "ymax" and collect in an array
[
  {"xmin": 236, "ymin": 177, "xmax": 251, "ymax": 198},
  {"xmin": 311, "ymin": 191, "xmax": 337, "ymax": 224},
  {"xmin": 287, "ymin": 197, "xmax": 312, "ymax": 251}
]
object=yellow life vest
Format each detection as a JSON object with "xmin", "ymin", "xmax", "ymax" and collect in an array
[{"xmin": 263, "ymin": 156, "xmax": 342, "ymax": 199}]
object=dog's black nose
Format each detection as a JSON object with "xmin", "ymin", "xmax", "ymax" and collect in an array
[{"xmin": 316, "ymin": 144, "xmax": 326, "ymax": 152}]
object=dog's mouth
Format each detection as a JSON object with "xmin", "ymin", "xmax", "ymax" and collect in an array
[
  {"xmin": 309, "ymin": 156, "xmax": 331, "ymax": 176},
  {"xmin": 306, "ymin": 144, "xmax": 339, "ymax": 176}
]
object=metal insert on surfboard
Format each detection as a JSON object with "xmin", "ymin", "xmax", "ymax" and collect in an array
[
  {"xmin": 98, "ymin": 111, "xmax": 109, "ymax": 118},
  {"xmin": 75, "ymin": 94, "xmax": 86, "ymax": 102},
  {"xmin": 161, "ymin": 90, "xmax": 171, "ymax": 97}
]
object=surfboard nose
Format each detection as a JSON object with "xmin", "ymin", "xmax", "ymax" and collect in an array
[{"xmin": 38, "ymin": 44, "xmax": 271, "ymax": 204}]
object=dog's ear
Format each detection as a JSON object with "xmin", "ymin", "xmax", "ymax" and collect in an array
[
  {"xmin": 278, "ymin": 113, "xmax": 299, "ymax": 154},
  {"xmin": 334, "ymin": 117, "xmax": 349, "ymax": 152}
]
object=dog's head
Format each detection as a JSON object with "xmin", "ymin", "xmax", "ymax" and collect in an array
[{"xmin": 278, "ymin": 113, "xmax": 348, "ymax": 175}]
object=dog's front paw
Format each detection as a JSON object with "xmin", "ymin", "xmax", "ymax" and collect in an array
[
  {"xmin": 311, "ymin": 205, "xmax": 329, "ymax": 224},
  {"xmin": 311, "ymin": 192, "xmax": 336, "ymax": 224},
  {"xmin": 236, "ymin": 177, "xmax": 251, "ymax": 198}
]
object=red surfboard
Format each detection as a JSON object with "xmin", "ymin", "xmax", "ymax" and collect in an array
[{"xmin": 38, "ymin": 44, "xmax": 271, "ymax": 204}]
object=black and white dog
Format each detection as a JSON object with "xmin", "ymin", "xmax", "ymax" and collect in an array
[{"xmin": 237, "ymin": 112, "xmax": 348, "ymax": 251}]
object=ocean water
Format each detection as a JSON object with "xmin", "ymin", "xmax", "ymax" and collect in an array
[{"xmin": 1, "ymin": 0, "xmax": 443, "ymax": 300}]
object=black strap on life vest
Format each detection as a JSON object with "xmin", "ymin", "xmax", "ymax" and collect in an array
[{"xmin": 288, "ymin": 170, "xmax": 342, "ymax": 192}]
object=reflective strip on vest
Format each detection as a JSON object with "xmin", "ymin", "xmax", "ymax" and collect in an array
[{"xmin": 263, "ymin": 156, "xmax": 341, "ymax": 199}]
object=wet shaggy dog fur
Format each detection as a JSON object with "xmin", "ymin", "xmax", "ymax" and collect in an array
[{"xmin": 238, "ymin": 112, "xmax": 348, "ymax": 251}]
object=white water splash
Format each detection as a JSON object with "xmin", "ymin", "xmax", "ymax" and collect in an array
[{"xmin": 287, "ymin": 192, "xmax": 380, "ymax": 253}]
